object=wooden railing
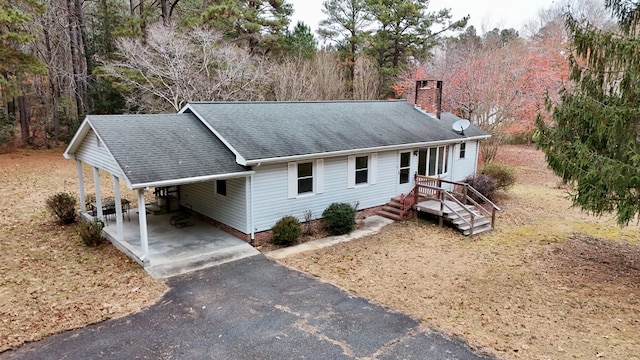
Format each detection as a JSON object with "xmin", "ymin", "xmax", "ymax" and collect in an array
[
  {"xmin": 414, "ymin": 174, "xmax": 501, "ymax": 229},
  {"xmin": 398, "ymin": 187, "xmax": 417, "ymax": 218}
]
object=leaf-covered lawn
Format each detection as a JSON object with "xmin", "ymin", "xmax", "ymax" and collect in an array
[
  {"xmin": 281, "ymin": 145, "xmax": 640, "ymax": 360},
  {"xmin": 0, "ymin": 149, "xmax": 166, "ymax": 352}
]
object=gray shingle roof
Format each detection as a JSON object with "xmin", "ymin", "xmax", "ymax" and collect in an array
[
  {"xmin": 87, "ymin": 113, "xmax": 249, "ymax": 187},
  {"xmin": 186, "ymin": 100, "xmax": 487, "ymax": 162}
]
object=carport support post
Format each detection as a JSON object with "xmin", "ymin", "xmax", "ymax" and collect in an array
[
  {"xmin": 76, "ymin": 160, "xmax": 85, "ymax": 213},
  {"xmin": 93, "ymin": 167, "xmax": 103, "ymax": 220},
  {"xmin": 137, "ymin": 189, "xmax": 149, "ymax": 261},
  {"xmin": 112, "ymin": 175, "xmax": 123, "ymax": 239}
]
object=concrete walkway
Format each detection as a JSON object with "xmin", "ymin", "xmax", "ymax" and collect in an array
[
  {"xmin": 266, "ymin": 215, "xmax": 394, "ymax": 260},
  {"xmin": 1, "ymin": 256, "xmax": 494, "ymax": 360}
]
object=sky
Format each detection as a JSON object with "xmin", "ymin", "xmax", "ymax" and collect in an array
[{"xmin": 288, "ymin": 0, "xmax": 559, "ymax": 35}]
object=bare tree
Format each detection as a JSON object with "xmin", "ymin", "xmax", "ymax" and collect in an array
[
  {"xmin": 101, "ymin": 23, "xmax": 271, "ymax": 112},
  {"xmin": 271, "ymin": 51, "xmax": 347, "ymax": 101}
]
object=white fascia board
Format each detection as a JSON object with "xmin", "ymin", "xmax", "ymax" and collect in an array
[
  {"xmin": 130, "ymin": 171, "xmax": 255, "ymax": 190},
  {"xmin": 180, "ymin": 103, "xmax": 248, "ymax": 166},
  {"xmin": 63, "ymin": 118, "xmax": 92, "ymax": 159},
  {"xmin": 243, "ymin": 136, "xmax": 490, "ymax": 166}
]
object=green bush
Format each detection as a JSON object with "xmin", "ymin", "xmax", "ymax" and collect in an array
[
  {"xmin": 322, "ymin": 202, "xmax": 356, "ymax": 235},
  {"xmin": 45, "ymin": 192, "xmax": 77, "ymax": 224},
  {"xmin": 464, "ymin": 174, "xmax": 497, "ymax": 201},
  {"xmin": 77, "ymin": 219, "xmax": 105, "ymax": 247},
  {"xmin": 480, "ymin": 162, "xmax": 516, "ymax": 190},
  {"xmin": 271, "ymin": 216, "xmax": 302, "ymax": 246}
]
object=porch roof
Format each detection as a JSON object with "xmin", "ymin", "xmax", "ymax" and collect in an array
[{"xmin": 64, "ymin": 113, "xmax": 251, "ymax": 188}]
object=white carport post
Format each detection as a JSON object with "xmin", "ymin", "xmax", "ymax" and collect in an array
[
  {"xmin": 112, "ymin": 175, "xmax": 123, "ymax": 239},
  {"xmin": 93, "ymin": 167, "xmax": 103, "ymax": 220},
  {"xmin": 76, "ymin": 160, "xmax": 86, "ymax": 213},
  {"xmin": 137, "ymin": 189, "xmax": 149, "ymax": 261}
]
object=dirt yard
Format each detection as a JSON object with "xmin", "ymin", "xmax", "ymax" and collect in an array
[
  {"xmin": 281, "ymin": 145, "xmax": 640, "ymax": 360},
  {"xmin": 0, "ymin": 148, "xmax": 167, "ymax": 352},
  {"xmin": 1, "ymin": 146, "xmax": 639, "ymax": 359}
]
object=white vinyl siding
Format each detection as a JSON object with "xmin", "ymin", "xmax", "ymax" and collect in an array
[
  {"xmin": 74, "ymin": 129, "xmax": 125, "ymax": 178},
  {"xmin": 253, "ymin": 152, "xmax": 393, "ymax": 233},
  {"xmin": 180, "ymin": 178, "xmax": 247, "ymax": 232},
  {"xmin": 451, "ymin": 141, "xmax": 479, "ymax": 182}
]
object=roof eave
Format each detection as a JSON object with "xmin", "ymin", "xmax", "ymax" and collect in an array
[
  {"xmin": 244, "ymin": 135, "xmax": 490, "ymax": 166},
  {"xmin": 129, "ymin": 170, "xmax": 255, "ymax": 190}
]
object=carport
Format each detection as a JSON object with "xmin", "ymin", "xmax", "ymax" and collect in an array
[
  {"xmin": 100, "ymin": 209, "xmax": 258, "ymax": 278},
  {"xmin": 63, "ymin": 113, "xmax": 258, "ymax": 276}
]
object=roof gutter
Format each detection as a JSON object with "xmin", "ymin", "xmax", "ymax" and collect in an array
[
  {"xmin": 243, "ymin": 136, "xmax": 490, "ymax": 166},
  {"xmin": 130, "ymin": 170, "xmax": 255, "ymax": 190}
]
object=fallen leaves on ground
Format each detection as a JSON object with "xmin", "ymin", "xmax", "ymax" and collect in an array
[
  {"xmin": 0, "ymin": 148, "xmax": 166, "ymax": 352},
  {"xmin": 281, "ymin": 145, "xmax": 640, "ymax": 360}
]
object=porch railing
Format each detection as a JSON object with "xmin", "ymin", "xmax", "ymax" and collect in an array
[{"xmin": 414, "ymin": 174, "xmax": 501, "ymax": 229}]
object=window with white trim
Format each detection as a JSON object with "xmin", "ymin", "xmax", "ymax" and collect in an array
[
  {"xmin": 399, "ymin": 152, "xmax": 411, "ymax": 184},
  {"xmin": 459, "ymin": 143, "xmax": 466, "ymax": 159},
  {"xmin": 297, "ymin": 162, "xmax": 313, "ymax": 194},
  {"xmin": 355, "ymin": 156, "xmax": 368, "ymax": 184},
  {"xmin": 288, "ymin": 160, "xmax": 324, "ymax": 198},
  {"xmin": 348, "ymin": 154, "xmax": 377, "ymax": 188},
  {"xmin": 418, "ymin": 146, "xmax": 448, "ymax": 176}
]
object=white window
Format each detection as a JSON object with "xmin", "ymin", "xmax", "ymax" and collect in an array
[
  {"xmin": 355, "ymin": 156, "xmax": 368, "ymax": 184},
  {"xmin": 459, "ymin": 143, "xmax": 466, "ymax": 159},
  {"xmin": 348, "ymin": 153, "xmax": 377, "ymax": 188},
  {"xmin": 297, "ymin": 162, "xmax": 313, "ymax": 194},
  {"xmin": 399, "ymin": 152, "xmax": 411, "ymax": 184},
  {"xmin": 418, "ymin": 146, "xmax": 448, "ymax": 176},
  {"xmin": 288, "ymin": 160, "xmax": 324, "ymax": 198}
]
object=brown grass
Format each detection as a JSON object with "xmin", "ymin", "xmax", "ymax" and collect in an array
[
  {"xmin": 2, "ymin": 145, "xmax": 639, "ymax": 359},
  {"xmin": 280, "ymin": 145, "xmax": 640, "ymax": 360},
  {"xmin": 0, "ymin": 148, "xmax": 166, "ymax": 352}
]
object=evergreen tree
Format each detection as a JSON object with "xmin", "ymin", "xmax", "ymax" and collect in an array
[
  {"xmin": 536, "ymin": 0, "xmax": 640, "ymax": 225},
  {"xmin": 0, "ymin": 0, "xmax": 46, "ymax": 96},
  {"xmin": 318, "ymin": 0, "xmax": 371, "ymax": 97},
  {"xmin": 281, "ymin": 22, "xmax": 317, "ymax": 59},
  {"xmin": 188, "ymin": 0, "xmax": 293, "ymax": 55},
  {"xmin": 364, "ymin": 0, "xmax": 467, "ymax": 98}
]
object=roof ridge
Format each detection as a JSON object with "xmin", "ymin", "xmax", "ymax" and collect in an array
[{"xmin": 187, "ymin": 100, "xmax": 408, "ymax": 105}]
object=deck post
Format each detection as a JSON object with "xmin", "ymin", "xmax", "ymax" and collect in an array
[
  {"xmin": 112, "ymin": 175, "xmax": 123, "ymax": 240},
  {"xmin": 76, "ymin": 160, "xmax": 85, "ymax": 213},
  {"xmin": 137, "ymin": 189, "xmax": 149, "ymax": 261},
  {"xmin": 93, "ymin": 167, "xmax": 103, "ymax": 220}
]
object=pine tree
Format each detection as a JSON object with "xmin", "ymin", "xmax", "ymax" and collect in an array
[{"xmin": 536, "ymin": 0, "xmax": 640, "ymax": 225}]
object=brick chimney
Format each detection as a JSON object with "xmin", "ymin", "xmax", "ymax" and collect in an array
[{"xmin": 414, "ymin": 80, "xmax": 442, "ymax": 119}]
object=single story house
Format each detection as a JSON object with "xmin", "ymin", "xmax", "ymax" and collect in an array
[{"xmin": 63, "ymin": 80, "xmax": 489, "ymax": 262}]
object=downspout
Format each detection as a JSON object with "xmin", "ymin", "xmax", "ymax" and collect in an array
[
  {"xmin": 474, "ymin": 140, "xmax": 480, "ymax": 174},
  {"xmin": 249, "ymin": 162, "xmax": 260, "ymax": 245},
  {"xmin": 250, "ymin": 174, "xmax": 255, "ymax": 245}
]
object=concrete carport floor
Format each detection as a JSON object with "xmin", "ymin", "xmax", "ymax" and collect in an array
[{"xmin": 1, "ymin": 256, "xmax": 494, "ymax": 360}]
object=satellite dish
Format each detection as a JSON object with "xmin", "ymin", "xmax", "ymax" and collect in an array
[{"xmin": 452, "ymin": 119, "xmax": 470, "ymax": 135}]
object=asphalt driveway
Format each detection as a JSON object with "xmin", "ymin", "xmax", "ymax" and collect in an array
[{"xmin": 2, "ymin": 255, "xmax": 494, "ymax": 359}]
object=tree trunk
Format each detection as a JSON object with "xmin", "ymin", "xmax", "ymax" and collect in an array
[
  {"xmin": 67, "ymin": 0, "xmax": 86, "ymax": 122},
  {"xmin": 43, "ymin": 22, "xmax": 61, "ymax": 146},
  {"xmin": 18, "ymin": 94, "xmax": 30, "ymax": 145}
]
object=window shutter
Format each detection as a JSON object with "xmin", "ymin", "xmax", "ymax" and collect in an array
[
  {"xmin": 347, "ymin": 155, "xmax": 355, "ymax": 188},
  {"xmin": 316, "ymin": 159, "xmax": 324, "ymax": 194},
  {"xmin": 370, "ymin": 153, "xmax": 378, "ymax": 184},
  {"xmin": 288, "ymin": 162, "xmax": 297, "ymax": 199}
]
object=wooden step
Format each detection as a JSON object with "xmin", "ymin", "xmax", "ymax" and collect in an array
[
  {"xmin": 454, "ymin": 217, "xmax": 491, "ymax": 231},
  {"xmin": 462, "ymin": 223, "xmax": 493, "ymax": 236},
  {"xmin": 382, "ymin": 206, "xmax": 403, "ymax": 215},
  {"xmin": 377, "ymin": 210, "xmax": 403, "ymax": 221}
]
